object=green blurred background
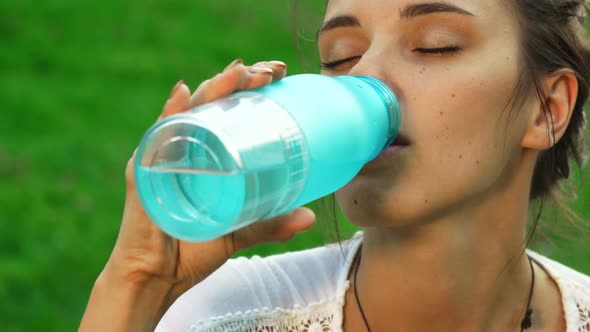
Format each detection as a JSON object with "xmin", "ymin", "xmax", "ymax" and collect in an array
[{"xmin": 1, "ymin": 1, "xmax": 588, "ymax": 331}]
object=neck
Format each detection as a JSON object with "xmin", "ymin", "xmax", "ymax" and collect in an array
[{"xmin": 353, "ymin": 157, "xmax": 536, "ymax": 331}]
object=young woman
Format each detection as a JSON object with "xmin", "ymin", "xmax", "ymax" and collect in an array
[{"xmin": 80, "ymin": 0, "xmax": 590, "ymax": 331}]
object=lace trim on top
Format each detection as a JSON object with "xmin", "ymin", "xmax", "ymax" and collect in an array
[
  {"xmin": 185, "ymin": 237, "xmax": 361, "ymax": 332},
  {"xmin": 187, "ymin": 285, "xmax": 349, "ymax": 332},
  {"xmin": 559, "ymin": 271, "xmax": 590, "ymax": 332}
]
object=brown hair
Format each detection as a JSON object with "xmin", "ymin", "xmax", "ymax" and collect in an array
[
  {"xmin": 507, "ymin": 0, "xmax": 589, "ymax": 243},
  {"xmin": 508, "ymin": 0, "xmax": 588, "ymax": 201}
]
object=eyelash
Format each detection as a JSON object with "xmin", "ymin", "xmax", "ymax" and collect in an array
[
  {"xmin": 320, "ymin": 46, "xmax": 461, "ymax": 69},
  {"xmin": 320, "ymin": 56, "xmax": 362, "ymax": 69},
  {"xmin": 413, "ymin": 45, "xmax": 461, "ymax": 54}
]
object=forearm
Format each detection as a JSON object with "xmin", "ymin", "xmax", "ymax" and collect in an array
[{"xmin": 79, "ymin": 269, "xmax": 173, "ymax": 332}]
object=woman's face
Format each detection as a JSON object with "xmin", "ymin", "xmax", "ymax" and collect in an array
[{"xmin": 320, "ymin": 0, "xmax": 537, "ymax": 226}]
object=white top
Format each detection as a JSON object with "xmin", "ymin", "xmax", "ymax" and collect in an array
[{"xmin": 156, "ymin": 232, "xmax": 590, "ymax": 332}]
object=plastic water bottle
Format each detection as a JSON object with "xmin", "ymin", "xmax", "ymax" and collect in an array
[{"xmin": 134, "ymin": 74, "xmax": 400, "ymax": 242}]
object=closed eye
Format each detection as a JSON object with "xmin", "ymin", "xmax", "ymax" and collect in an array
[
  {"xmin": 320, "ymin": 55, "xmax": 362, "ymax": 69},
  {"xmin": 413, "ymin": 46, "xmax": 461, "ymax": 54},
  {"xmin": 321, "ymin": 45, "xmax": 460, "ymax": 69}
]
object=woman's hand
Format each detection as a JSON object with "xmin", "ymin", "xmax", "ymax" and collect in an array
[{"xmin": 79, "ymin": 60, "xmax": 316, "ymax": 332}]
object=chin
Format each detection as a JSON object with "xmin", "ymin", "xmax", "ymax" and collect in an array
[
  {"xmin": 336, "ymin": 181, "xmax": 440, "ymax": 228},
  {"xmin": 335, "ymin": 187, "xmax": 404, "ymax": 227}
]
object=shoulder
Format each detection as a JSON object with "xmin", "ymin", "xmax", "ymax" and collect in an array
[
  {"xmin": 156, "ymin": 234, "xmax": 362, "ymax": 331},
  {"xmin": 527, "ymin": 250, "xmax": 590, "ymax": 330},
  {"xmin": 528, "ymin": 250, "xmax": 590, "ymax": 291}
]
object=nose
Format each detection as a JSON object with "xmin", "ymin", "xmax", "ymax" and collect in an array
[
  {"xmin": 346, "ymin": 45, "xmax": 389, "ymax": 77},
  {"xmin": 346, "ymin": 48, "xmax": 402, "ymax": 101}
]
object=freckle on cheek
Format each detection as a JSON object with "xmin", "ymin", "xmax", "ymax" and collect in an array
[
  {"xmin": 424, "ymin": 199, "xmax": 429, "ymax": 204},
  {"xmin": 440, "ymin": 111, "xmax": 443, "ymax": 116},
  {"xmin": 451, "ymin": 93, "xmax": 456, "ymax": 98},
  {"xmin": 476, "ymin": 160, "xmax": 480, "ymax": 165},
  {"xmin": 459, "ymin": 154, "xmax": 462, "ymax": 159}
]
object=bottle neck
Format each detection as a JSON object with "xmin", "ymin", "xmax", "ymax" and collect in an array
[{"xmin": 352, "ymin": 76, "xmax": 401, "ymax": 148}]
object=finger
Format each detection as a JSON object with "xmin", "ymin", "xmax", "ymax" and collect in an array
[
  {"xmin": 125, "ymin": 152, "xmax": 137, "ymax": 191},
  {"xmin": 188, "ymin": 60, "xmax": 288, "ymax": 107},
  {"xmin": 223, "ymin": 58, "xmax": 244, "ymax": 71},
  {"xmin": 238, "ymin": 61, "xmax": 287, "ymax": 90},
  {"xmin": 160, "ymin": 81, "xmax": 191, "ymax": 120},
  {"xmin": 189, "ymin": 63, "xmax": 274, "ymax": 107},
  {"xmin": 243, "ymin": 66, "xmax": 275, "ymax": 89},
  {"xmin": 128, "ymin": 81, "xmax": 190, "ymax": 189},
  {"xmin": 233, "ymin": 207, "xmax": 316, "ymax": 251},
  {"xmin": 250, "ymin": 60, "xmax": 287, "ymax": 82},
  {"xmin": 189, "ymin": 61, "xmax": 249, "ymax": 107}
]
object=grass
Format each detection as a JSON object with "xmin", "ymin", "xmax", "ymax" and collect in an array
[{"xmin": 1, "ymin": 1, "xmax": 588, "ymax": 331}]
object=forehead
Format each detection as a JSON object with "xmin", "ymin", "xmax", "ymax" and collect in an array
[{"xmin": 325, "ymin": 0, "xmax": 507, "ymax": 20}]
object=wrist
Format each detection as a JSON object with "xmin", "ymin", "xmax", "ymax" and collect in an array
[
  {"xmin": 99, "ymin": 263, "xmax": 175, "ymax": 320},
  {"xmin": 79, "ymin": 264, "xmax": 175, "ymax": 332}
]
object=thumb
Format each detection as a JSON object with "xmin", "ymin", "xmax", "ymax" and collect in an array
[
  {"xmin": 233, "ymin": 207, "xmax": 316, "ymax": 251},
  {"xmin": 160, "ymin": 81, "xmax": 191, "ymax": 120}
]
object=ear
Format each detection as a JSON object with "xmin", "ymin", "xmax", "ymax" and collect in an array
[{"xmin": 521, "ymin": 69, "xmax": 578, "ymax": 150}]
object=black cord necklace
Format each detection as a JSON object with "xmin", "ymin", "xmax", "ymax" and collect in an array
[{"xmin": 352, "ymin": 245, "xmax": 536, "ymax": 332}]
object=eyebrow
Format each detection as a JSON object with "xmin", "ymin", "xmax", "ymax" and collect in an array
[
  {"xmin": 318, "ymin": 2, "xmax": 474, "ymax": 37},
  {"xmin": 399, "ymin": 2, "xmax": 475, "ymax": 19},
  {"xmin": 318, "ymin": 15, "xmax": 360, "ymax": 37}
]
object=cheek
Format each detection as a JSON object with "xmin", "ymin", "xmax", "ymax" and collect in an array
[
  {"xmin": 390, "ymin": 51, "xmax": 528, "ymax": 212},
  {"xmin": 408, "ymin": 51, "xmax": 522, "ymax": 167}
]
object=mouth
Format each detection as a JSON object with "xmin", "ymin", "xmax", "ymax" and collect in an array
[
  {"xmin": 389, "ymin": 133, "xmax": 411, "ymax": 147},
  {"xmin": 369, "ymin": 133, "xmax": 410, "ymax": 163}
]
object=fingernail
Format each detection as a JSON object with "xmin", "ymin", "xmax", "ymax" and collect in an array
[
  {"xmin": 248, "ymin": 66, "xmax": 273, "ymax": 74},
  {"xmin": 268, "ymin": 60, "xmax": 287, "ymax": 68},
  {"xmin": 224, "ymin": 59, "xmax": 243, "ymax": 71},
  {"xmin": 169, "ymin": 80, "xmax": 184, "ymax": 99}
]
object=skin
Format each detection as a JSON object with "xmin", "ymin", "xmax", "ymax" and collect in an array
[{"xmin": 79, "ymin": 0, "xmax": 580, "ymax": 331}]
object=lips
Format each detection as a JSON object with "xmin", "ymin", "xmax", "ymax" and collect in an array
[
  {"xmin": 372, "ymin": 134, "xmax": 409, "ymax": 163},
  {"xmin": 371, "ymin": 132, "xmax": 410, "ymax": 163}
]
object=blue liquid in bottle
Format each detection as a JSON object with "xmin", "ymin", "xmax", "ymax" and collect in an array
[{"xmin": 135, "ymin": 74, "xmax": 399, "ymax": 242}]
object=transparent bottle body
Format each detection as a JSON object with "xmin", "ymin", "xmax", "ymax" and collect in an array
[{"xmin": 135, "ymin": 94, "xmax": 308, "ymax": 241}]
